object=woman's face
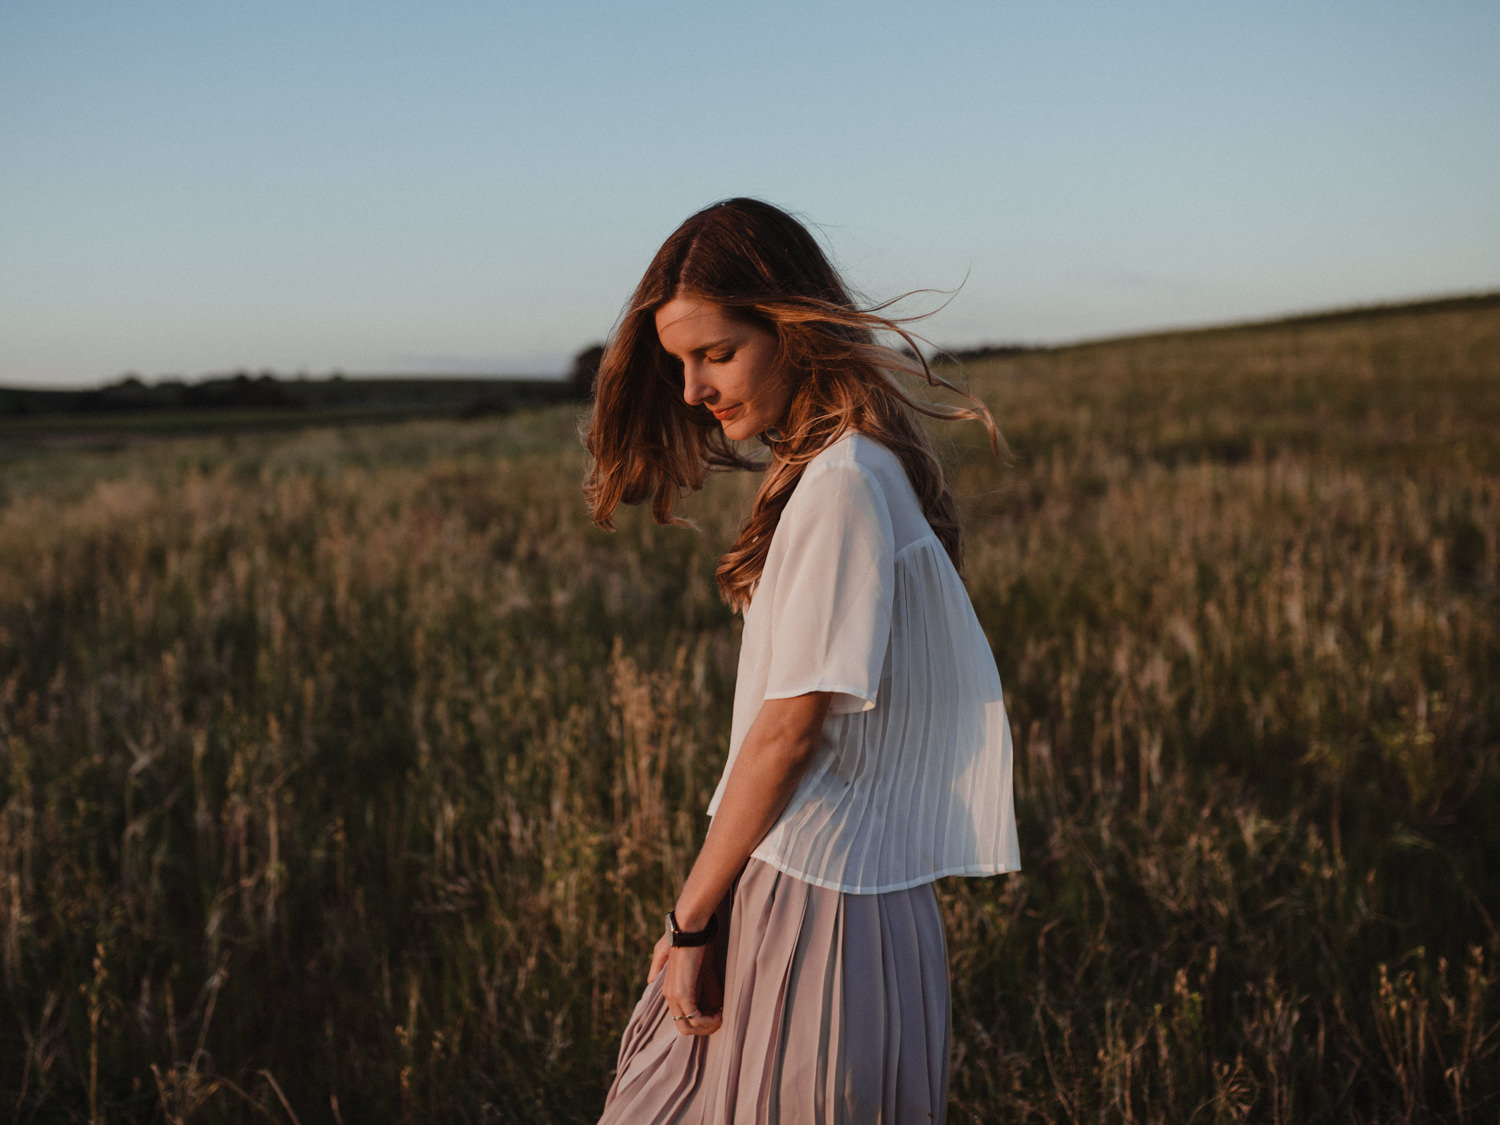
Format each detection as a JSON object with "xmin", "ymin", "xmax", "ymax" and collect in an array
[{"xmin": 655, "ymin": 294, "xmax": 791, "ymax": 441}]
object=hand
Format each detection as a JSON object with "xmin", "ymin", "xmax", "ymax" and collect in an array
[
  {"xmin": 647, "ymin": 931, "xmax": 672, "ymax": 984},
  {"xmin": 649, "ymin": 932, "xmax": 723, "ymax": 1036}
]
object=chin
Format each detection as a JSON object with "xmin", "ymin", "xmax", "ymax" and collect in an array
[{"xmin": 720, "ymin": 420, "xmax": 757, "ymax": 442}]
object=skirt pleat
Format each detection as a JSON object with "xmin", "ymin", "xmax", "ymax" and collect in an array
[{"xmin": 598, "ymin": 859, "xmax": 949, "ymax": 1124}]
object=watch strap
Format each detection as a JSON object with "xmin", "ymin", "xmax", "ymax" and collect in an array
[{"xmin": 667, "ymin": 910, "xmax": 718, "ymax": 947}]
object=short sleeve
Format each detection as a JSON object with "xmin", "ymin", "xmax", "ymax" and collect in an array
[{"xmin": 761, "ymin": 461, "xmax": 895, "ymax": 715}]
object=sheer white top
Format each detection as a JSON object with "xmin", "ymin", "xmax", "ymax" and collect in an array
[{"xmin": 706, "ymin": 433, "xmax": 1020, "ymax": 894}]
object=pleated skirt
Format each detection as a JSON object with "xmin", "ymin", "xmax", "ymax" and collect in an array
[{"xmin": 598, "ymin": 859, "xmax": 950, "ymax": 1124}]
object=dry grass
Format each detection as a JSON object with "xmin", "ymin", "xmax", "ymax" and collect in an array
[{"xmin": 2, "ymin": 301, "xmax": 1497, "ymax": 1122}]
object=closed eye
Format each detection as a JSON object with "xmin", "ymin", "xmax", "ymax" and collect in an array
[{"xmin": 707, "ymin": 350, "xmax": 734, "ymax": 364}]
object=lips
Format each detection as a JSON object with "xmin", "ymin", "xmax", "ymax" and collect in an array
[{"xmin": 711, "ymin": 404, "xmax": 740, "ymax": 422}]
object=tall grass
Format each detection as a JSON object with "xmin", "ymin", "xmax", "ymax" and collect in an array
[{"xmin": 2, "ymin": 300, "xmax": 1498, "ymax": 1121}]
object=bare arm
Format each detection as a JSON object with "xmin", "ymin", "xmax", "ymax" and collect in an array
[{"xmin": 652, "ymin": 690, "xmax": 834, "ymax": 1034}]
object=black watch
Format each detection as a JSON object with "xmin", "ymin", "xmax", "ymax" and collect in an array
[{"xmin": 667, "ymin": 910, "xmax": 718, "ymax": 948}]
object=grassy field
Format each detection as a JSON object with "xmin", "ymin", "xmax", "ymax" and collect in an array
[{"xmin": 2, "ymin": 298, "xmax": 1497, "ymax": 1122}]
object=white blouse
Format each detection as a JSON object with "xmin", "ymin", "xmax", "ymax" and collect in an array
[{"xmin": 706, "ymin": 433, "xmax": 1020, "ymax": 894}]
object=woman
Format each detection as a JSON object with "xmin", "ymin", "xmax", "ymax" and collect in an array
[{"xmin": 585, "ymin": 198, "xmax": 1019, "ymax": 1123}]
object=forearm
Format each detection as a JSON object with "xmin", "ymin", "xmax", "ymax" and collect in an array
[{"xmin": 671, "ymin": 692, "xmax": 833, "ymax": 931}]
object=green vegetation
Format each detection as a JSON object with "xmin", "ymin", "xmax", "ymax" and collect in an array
[{"xmin": 2, "ymin": 298, "xmax": 1497, "ymax": 1122}]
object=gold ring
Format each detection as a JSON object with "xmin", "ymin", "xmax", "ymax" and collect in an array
[{"xmin": 672, "ymin": 1011, "xmax": 699, "ymax": 1022}]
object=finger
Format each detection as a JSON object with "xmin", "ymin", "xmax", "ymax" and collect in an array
[
  {"xmin": 684, "ymin": 1011, "xmax": 722, "ymax": 1036},
  {"xmin": 647, "ymin": 940, "xmax": 671, "ymax": 984}
]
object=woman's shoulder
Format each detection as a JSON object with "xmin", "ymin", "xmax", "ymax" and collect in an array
[
  {"xmin": 804, "ymin": 430, "xmax": 903, "ymax": 484},
  {"xmin": 782, "ymin": 432, "xmax": 917, "ymax": 534},
  {"xmin": 792, "ymin": 432, "xmax": 930, "ymax": 550},
  {"xmin": 778, "ymin": 433, "xmax": 889, "ymax": 523}
]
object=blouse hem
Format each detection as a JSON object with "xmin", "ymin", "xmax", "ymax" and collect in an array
[
  {"xmin": 736, "ymin": 854, "xmax": 1023, "ymax": 896},
  {"xmin": 763, "ymin": 684, "xmax": 877, "ymax": 713}
]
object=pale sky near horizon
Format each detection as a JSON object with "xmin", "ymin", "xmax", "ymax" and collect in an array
[{"xmin": 2, "ymin": 1, "xmax": 1497, "ymax": 388}]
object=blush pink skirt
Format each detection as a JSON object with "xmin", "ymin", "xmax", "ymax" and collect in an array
[{"xmin": 598, "ymin": 859, "xmax": 950, "ymax": 1124}]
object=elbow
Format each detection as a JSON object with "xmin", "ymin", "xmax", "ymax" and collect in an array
[
  {"xmin": 779, "ymin": 728, "xmax": 824, "ymax": 774},
  {"xmin": 762, "ymin": 693, "xmax": 834, "ymax": 776},
  {"xmin": 735, "ymin": 692, "xmax": 835, "ymax": 791}
]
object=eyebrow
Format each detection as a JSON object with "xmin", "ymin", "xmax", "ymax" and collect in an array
[{"xmin": 659, "ymin": 333, "xmax": 735, "ymax": 360}]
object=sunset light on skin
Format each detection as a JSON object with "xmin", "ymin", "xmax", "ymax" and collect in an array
[
  {"xmin": 1, "ymin": 1, "xmax": 1497, "ymax": 387},
  {"xmin": 654, "ymin": 296, "xmax": 791, "ymax": 443}
]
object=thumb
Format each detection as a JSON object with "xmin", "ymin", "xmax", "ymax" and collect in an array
[{"xmin": 647, "ymin": 942, "xmax": 670, "ymax": 984}]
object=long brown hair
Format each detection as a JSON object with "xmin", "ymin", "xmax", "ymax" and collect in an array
[{"xmin": 583, "ymin": 197, "xmax": 999, "ymax": 610}]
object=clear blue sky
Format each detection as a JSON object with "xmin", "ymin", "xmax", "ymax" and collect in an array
[{"xmin": 3, "ymin": 1, "xmax": 1497, "ymax": 387}]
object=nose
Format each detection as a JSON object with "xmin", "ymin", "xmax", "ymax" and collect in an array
[{"xmin": 681, "ymin": 360, "xmax": 715, "ymax": 407}]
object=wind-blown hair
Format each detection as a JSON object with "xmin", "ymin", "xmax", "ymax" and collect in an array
[{"xmin": 584, "ymin": 197, "xmax": 999, "ymax": 610}]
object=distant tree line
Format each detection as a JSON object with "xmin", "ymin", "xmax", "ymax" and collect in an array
[
  {"xmin": 1, "ymin": 346, "xmax": 615, "ymax": 421},
  {"xmin": 931, "ymin": 343, "xmax": 1038, "ymax": 365},
  {"xmin": 569, "ymin": 344, "xmax": 604, "ymax": 397},
  {"xmin": 0, "ymin": 372, "xmax": 298, "ymax": 417}
]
